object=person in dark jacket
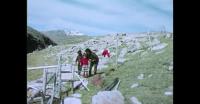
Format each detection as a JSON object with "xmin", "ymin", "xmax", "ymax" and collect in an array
[{"xmin": 85, "ymin": 48, "xmax": 99, "ymax": 76}]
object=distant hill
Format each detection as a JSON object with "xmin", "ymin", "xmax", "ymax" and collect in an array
[
  {"xmin": 27, "ymin": 26, "xmax": 57, "ymax": 53},
  {"xmin": 42, "ymin": 30, "xmax": 92, "ymax": 45}
]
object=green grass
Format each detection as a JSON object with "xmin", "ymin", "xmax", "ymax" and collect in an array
[
  {"xmin": 77, "ymin": 36, "xmax": 173, "ymax": 104},
  {"xmin": 27, "ymin": 69, "xmax": 43, "ymax": 81},
  {"xmin": 27, "ymin": 45, "xmax": 70, "ymax": 67}
]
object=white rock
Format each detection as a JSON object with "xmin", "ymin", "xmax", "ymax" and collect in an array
[
  {"xmin": 168, "ymin": 66, "xmax": 173, "ymax": 71},
  {"xmin": 164, "ymin": 91, "xmax": 173, "ymax": 96},
  {"xmin": 71, "ymin": 93, "xmax": 82, "ymax": 98},
  {"xmin": 137, "ymin": 74, "xmax": 144, "ymax": 80},
  {"xmin": 130, "ymin": 96, "xmax": 142, "ymax": 104},
  {"xmin": 62, "ymin": 97, "xmax": 82, "ymax": 104},
  {"xmin": 165, "ymin": 33, "xmax": 172, "ymax": 38},
  {"xmin": 117, "ymin": 58, "xmax": 126, "ymax": 64},
  {"xmin": 27, "ymin": 83, "xmax": 43, "ymax": 90},
  {"xmin": 149, "ymin": 39, "xmax": 160, "ymax": 46},
  {"xmin": 131, "ymin": 50, "xmax": 143, "ymax": 55},
  {"xmin": 73, "ymin": 81, "xmax": 83, "ymax": 88},
  {"xmin": 151, "ymin": 43, "xmax": 168, "ymax": 51},
  {"xmin": 131, "ymin": 83, "xmax": 139, "ymax": 88},
  {"xmin": 92, "ymin": 90, "xmax": 124, "ymax": 104},
  {"xmin": 155, "ymin": 50, "xmax": 165, "ymax": 54},
  {"xmin": 27, "ymin": 88, "xmax": 40, "ymax": 98}
]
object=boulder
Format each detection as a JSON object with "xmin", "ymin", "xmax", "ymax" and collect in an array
[
  {"xmin": 164, "ymin": 91, "xmax": 173, "ymax": 96},
  {"xmin": 137, "ymin": 74, "xmax": 144, "ymax": 80},
  {"xmin": 130, "ymin": 96, "xmax": 142, "ymax": 104},
  {"xmin": 151, "ymin": 43, "xmax": 168, "ymax": 51},
  {"xmin": 131, "ymin": 83, "xmax": 139, "ymax": 88},
  {"xmin": 92, "ymin": 90, "xmax": 124, "ymax": 104},
  {"xmin": 62, "ymin": 97, "xmax": 82, "ymax": 104}
]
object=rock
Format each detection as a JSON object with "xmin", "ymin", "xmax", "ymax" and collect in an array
[
  {"xmin": 27, "ymin": 87, "xmax": 42, "ymax": 98},
  {"xmin": 165, "ymin": 33, "xmax": 172, "ymax": 38},
  {"xmin": 128, "ymin": 42, "xmax": 141, "ymax": 53},
  {"xmin": 164, "ymin": 91, "xmax": 173, "ymax": 96},
  {"xmin": 92, "ymin": 90, "xmax": 124, "ymax": 104},
  {"xmin": 119, "ymin": 48, "xmax": 127, "ymax": 58},
  {"xmin": 155, "ymin": 50, "xmax": 165, "ymax": 54},
  {"xmin": 71, "ymin": 93, "xmax": 82, "ymax": 98},
  {"xmin": 130, "ymin": 96, "xmax": 142, "ymax": 104},
  {"xmin": 168, "ymin": 66, "xmax": 173, "ymax": 71},
  {"xmin": 149, "ymin": 38, "xmax": 160, "ymax": 46},
  {"xmin": 131, "ymin": 83, "xmax": 139, "ymax": 88},
  {"xmin": 131, "ymin": 50, "xmax": 143, "ymax": 55},
  {"xmin": 73, "ymin": 81, "xmax": 82, "ymax": 89},
  {"xmin": 117, "ymin": 58, "xmax": 126, "ymax": 64},
  {"xmin": 137, "ymin": 74, "xmax": 144, "ymax": 80},
  {"xmin": 62, "ymin": 97, "xmax": 82, "ymax": 104},
  {"xmin": 27, "ymin": 83, "xmax": 43, "ymax": 90},
  {"xmin": 35, "ymin": 79, "xmax": 43, "ymax": 83},
  {"xmin": 151, "ymin": 43, "xmax": 168, "ymax": 51}
]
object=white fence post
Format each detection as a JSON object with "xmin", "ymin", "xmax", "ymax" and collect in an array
[{"xmin": 43, "ymin": 68, "xmax": 47, "ymax": 95}]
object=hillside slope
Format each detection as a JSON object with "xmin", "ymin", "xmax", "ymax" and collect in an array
[
  {"xmin": 27, "ymin": 26, "xmax": 57, "ymax": 53},
  {"xmin": 78, "ymin": 34, "xmax": 173, "ymax": 104},
  {"xmin": 43, "ymin": 30, "xmax": 92, "ymax": 45},
  {"xmin": 27, "ymin": 32, "xmax": 173, "ymax": 104}
]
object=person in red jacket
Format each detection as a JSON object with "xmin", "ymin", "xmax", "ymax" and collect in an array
[
  {"xmin": 80, "ymin": 53, "xmax": 89, "ymax": 77},
  {"xmin": 102, "ymin": 48, "xmax": 110, "ymax": 57}
]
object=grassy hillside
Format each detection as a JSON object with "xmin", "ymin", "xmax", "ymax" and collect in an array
[
  {"xmin": 27, "ymin": 26, "xmax": 57, "ymax": 53},
  {"xmin": 43, "ymin": 30, "xmax": 92, "ymax": 45},
  {"xmin": 77, "ymin": 35, "xmax": 173, "ymax": 104},
  {"xmin": 27, "ymin": 33, "xmax": 173, "ymax": 104}
]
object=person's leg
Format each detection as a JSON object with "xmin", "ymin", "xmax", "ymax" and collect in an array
[
  {"xmin": 94, "ymin": 63, "xmax": 98, "ymax": 75},
  {"xmin": 89, "ymin": 62, "xmax": 94, "ymax": 76},
  {"xmin": 86, "ymin": 65, "xmax": 89, "ymax": 77},
  {"xmin": 83, "ymin": 68, "xmax": 85, "ymax": 77},
  {"xmin": 83, "ymin": 67, "xmax": 86, "ymax": 77},
  {"xmin": 78, "ymin": 64, "xmax": 82, "ymax": 75}
]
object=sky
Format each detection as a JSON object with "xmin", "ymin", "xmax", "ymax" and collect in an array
[{"xmin": 27, "ymin": 0, "xmax": 173, "ymax": 35}]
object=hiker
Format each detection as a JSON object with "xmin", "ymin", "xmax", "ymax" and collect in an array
[
  {"xmin": 85, "ymin": 48, "xmax": 99, "ymax": 76},
  {"xmin": 75, "ymin": 50, "xmax": 83, "ymax": 75},
  {"xmin": 80, "ymin": 53, "xmax": 89, "ymax": 77},
  {"xmin": 102, "ymin": 48, "xmax": 110, "ymax": 58}
]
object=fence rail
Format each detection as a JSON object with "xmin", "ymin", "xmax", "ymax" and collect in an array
[{"xmin": 27, "ymin": 65, "xmax": 58, "ymax": 70}]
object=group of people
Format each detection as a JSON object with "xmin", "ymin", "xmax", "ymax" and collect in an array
[
  {"xmin": 75, "ymin": 48, "xmax": 99, "ymax": 77},
  {"xmin": 75, "ymin": 48, "xmax": 111, "ymax": 78}
]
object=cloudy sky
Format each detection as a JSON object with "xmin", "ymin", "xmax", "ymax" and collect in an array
[{"xmin": 28, "ymin": 0, "xmax": 173, "ymax": 35}]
